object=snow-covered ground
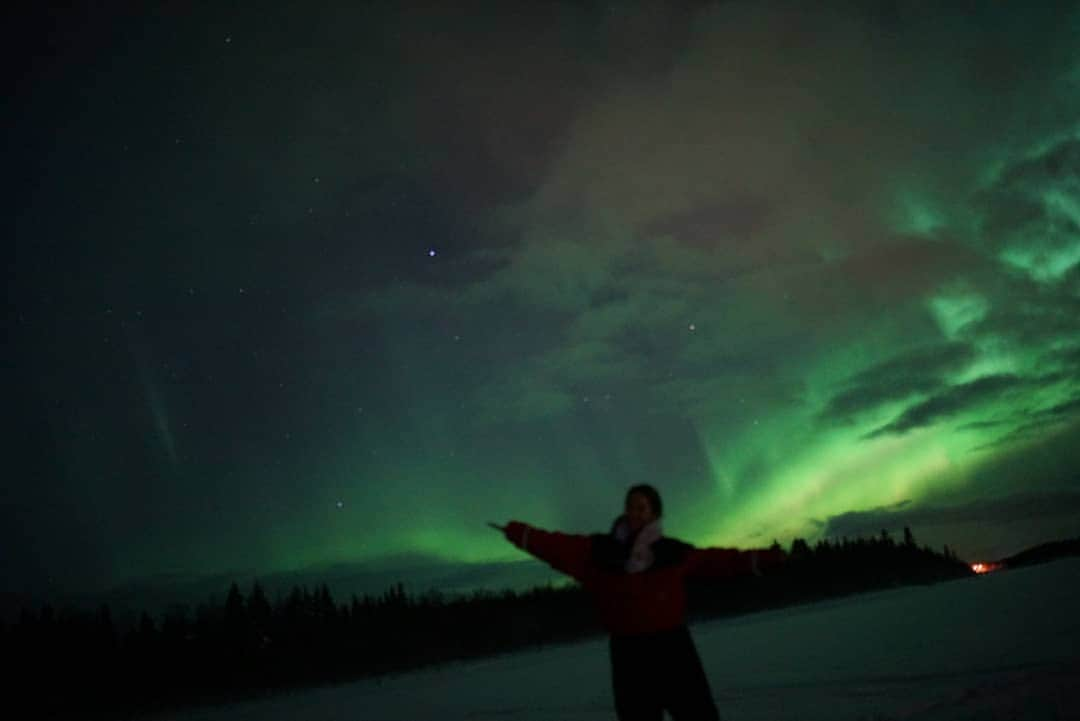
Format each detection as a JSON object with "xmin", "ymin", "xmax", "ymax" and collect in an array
[{"xmin": 160, "ymin": 557, "xmax": 1080, "ymax": 720}]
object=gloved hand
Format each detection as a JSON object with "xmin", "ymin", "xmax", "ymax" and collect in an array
[{"xmin": 502, "ymin": 521, "xmax": 529, "ymax": 548}]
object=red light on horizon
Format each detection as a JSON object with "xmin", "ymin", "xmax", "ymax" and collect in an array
[{"xmin": 971, "ymin": 562, "xmax": 1001, "ymax": 574}]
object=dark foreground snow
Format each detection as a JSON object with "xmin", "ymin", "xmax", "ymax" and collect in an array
[{"xmin": 159, "ymin": 557, "xmax": 1080, "ymax": 720}]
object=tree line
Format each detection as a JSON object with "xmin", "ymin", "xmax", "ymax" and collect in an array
[{"xmin": 5, "ymin": 528, "xmax": 971, "ymax": 720}]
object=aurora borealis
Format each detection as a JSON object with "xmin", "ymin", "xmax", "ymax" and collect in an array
[{"xmin": 7, "ymin": 2, "xmax": 1080, "ymax": 602}]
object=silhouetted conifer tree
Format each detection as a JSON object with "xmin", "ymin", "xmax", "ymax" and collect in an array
[
  {"xmin": 97, "ymin": 603, "xmax": 117, "ymax": 651},
  {"xmin": 249, "ymin": 581, "xmax": 272, "ymax": 635},
  {"xmin": 790, "ymin": 538, "xmax": 811, "ymax": 558},
  {"xmin": 225, "ymin": 583, "xmax": 244, "ymax": 623}
]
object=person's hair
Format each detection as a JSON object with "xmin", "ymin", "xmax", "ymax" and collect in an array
[{"xmin": 625, "ymin": 484, "xmax": 663, "ymax": 518}]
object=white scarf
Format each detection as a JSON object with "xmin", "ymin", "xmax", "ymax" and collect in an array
[{"xmin": 614, "ymin": 518, "xmax": 664, "ymax": 573}]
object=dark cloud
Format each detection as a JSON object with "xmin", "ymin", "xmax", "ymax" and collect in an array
[
  {"xmin": 822, "ymin": 343, "xmax": 974, "ymax": 421},
  {"xmin": 1039, "ymin": 396, "xmax": 1080, "ymax": 419},
  {"xmin": 977, "ymin": 398, "xmax": 1080, "ymax": 450},
  {"xmin": 973, "ymin": 137, "xmax": 1080, "ymax": 282},
  {"xmin": 967, "ymin": 284, "xmax": 1080, "ymax": 352},
  {"xmin": 834, "ymin": 240, "xmax": 991, "ymax": 302},
  {"xmin": 992, "ymin": 139, "xmax": 1080, "ymax": 194},
  {"xmin": 822, "ymin": 491, "xmax": 1080, "ymax": 542},
  {"xmin": 851, "ymin": 343, "xmax": 974, "ymax": 387},
  {"xmin": 646, "ymin": 198, "xmax": 776, "ymax": 248},
  {"xmin": 385, "ymin": 3, "xmax": 700, "ymax": 211},
  {"xmin": 865, "ymin": 374, "xmax": 1022, "ymax": 438},
  {"xmin": 1048, "ymin": 345, "xmax": 1080, "ymax": 370},
  {"xmin": 957, "ymin": 419, "xmax": 1009, "ymax": 432}
]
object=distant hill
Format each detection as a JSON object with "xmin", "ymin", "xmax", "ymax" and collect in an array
[{"xmin": 997, "ymin": 537, "xmax": 1080, "ymax": 569}]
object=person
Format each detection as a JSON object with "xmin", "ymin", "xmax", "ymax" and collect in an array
[{"xmin": 494, "ymin": 484, "xmax": 785, "ymax": 721}]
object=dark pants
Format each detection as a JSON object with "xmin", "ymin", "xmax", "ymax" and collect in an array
[{"xmin": 609, "ymin": 625, "xmax": 721, "ymax": 721}]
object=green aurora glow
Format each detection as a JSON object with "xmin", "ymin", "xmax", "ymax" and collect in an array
[{"xmin": 6, "ymin": 2, "xmax": 1080, "ymax": 599}]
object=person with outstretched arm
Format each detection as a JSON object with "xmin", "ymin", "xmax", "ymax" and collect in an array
[{"xmin": 491, "ymin": 484, "xmax": 786, "ymax": 721}]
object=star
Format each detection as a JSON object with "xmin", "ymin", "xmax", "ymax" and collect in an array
[{"xmin": 428, "ymin": 249, "xmax": 437, "ymax": 257}]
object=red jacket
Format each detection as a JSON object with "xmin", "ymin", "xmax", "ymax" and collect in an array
[{"xmin": 505, "ymin": 521, "xmax": 784, "ymax": 637}]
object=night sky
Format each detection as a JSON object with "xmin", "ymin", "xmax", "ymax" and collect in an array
[{"xmin": 7, "ymin": 2, "xmax": 1080, "ymax": 601}]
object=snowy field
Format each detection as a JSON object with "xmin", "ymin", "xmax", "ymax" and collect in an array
[{"xmin": 158, "ymin": 557, "xmax": 1080, "ymax": 721}]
